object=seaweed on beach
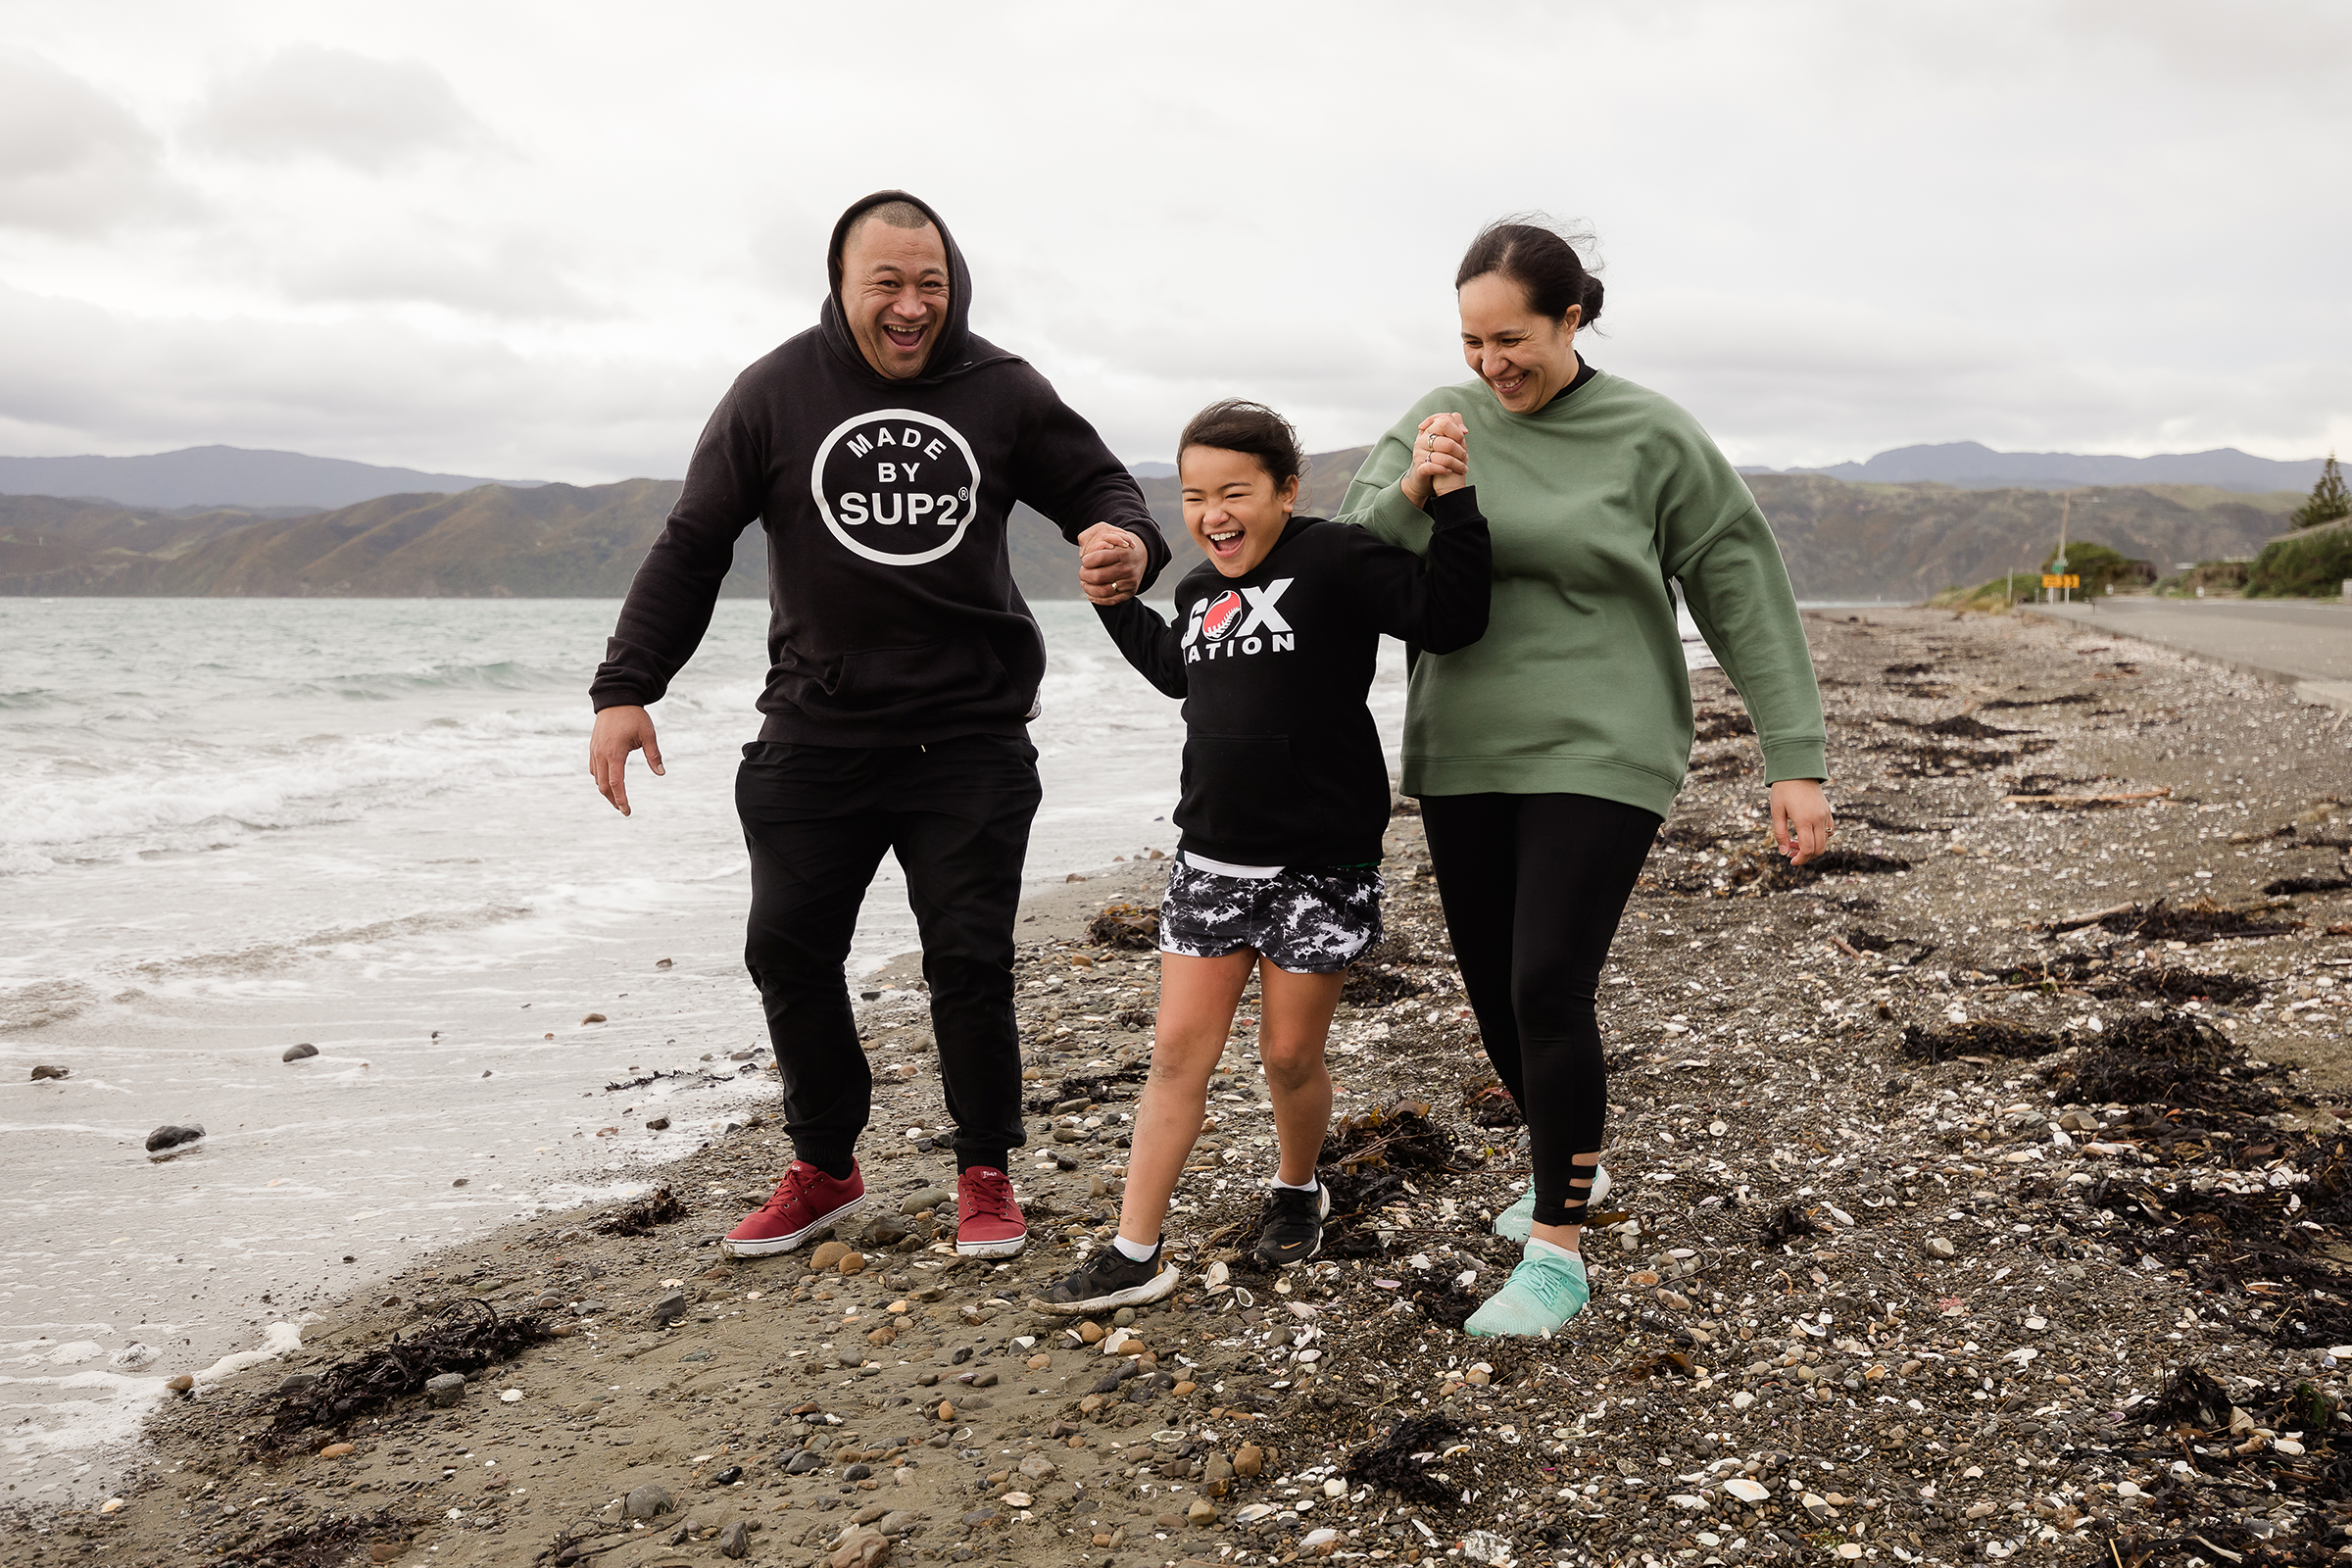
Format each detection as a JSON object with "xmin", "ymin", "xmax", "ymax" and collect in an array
[
  {"xmin": 1322, "ymin": 1100, "xmax": 1484, "ymax": 1177},
  {"xmin": 1023, "ymin": 1066, "xmax": 1149, "ymax": 1113},
  {"xmin": 2094, "ymin": 898, "xmax": 2304, "ymax": 945},
  {"xmin": 1899, "ymin": 1019, "xmax": 2070, "ymax": 1063},
  {"xmin": 1884, "ymin": 712, "xmax": 2036, "ymax": 740},
  {"xmin": 602, "ymin": 1066, "xmax": 737, "ymax": 1093},
  {"xmin": 251, "ymin": 1299, "xmax": 554, "ymax": 1449},
  {"xmin": 2266, "ymin": 875, "xmax": 2352, "ymax": 897},
  {"xmin": 1084, "ymin": 903, "xmax": 1160, "ymax": 951},
  {"xmin": 1463, "ymin": 1079, "xmax": 1523, "ymax": 1129},
  {"xmin": 1343, "ymin": 943, "xmax": 1430, "ymax": 1005},
  {"xmin": 2051, "ymin": 1011, "xmax": 2290, "ymax": 1117},
  {"xmin": 1345, "ymin": 1413, "xmax": 1465, "ymax": 1504},
  {"xmin": 594, "ymin": 1186, "xmax": 687, "ymax": 1236},
  {"xmin": 216, "ymin": 1505, "xmax": 417, "ymax": 1567},
  {"xmin": 1757, "ymin": 1202, "xmax": 1826, "ymax": 1249}
]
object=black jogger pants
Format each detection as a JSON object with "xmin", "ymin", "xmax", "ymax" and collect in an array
[
  {"xmin": 736, "ymin": 733, "xmax": 1040, "ymax": 1176},
  {"xmin": 1420, "ymin": 792, "xmax": 1660, "ymax": 1228}
]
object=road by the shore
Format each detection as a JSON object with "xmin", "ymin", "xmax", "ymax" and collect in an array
[{"xmin": 2024, "ymin": 598, "xmax": 2352, "ymax": 705}]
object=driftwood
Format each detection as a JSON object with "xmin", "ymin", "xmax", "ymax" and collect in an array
[
  {"xmin": 2003, "ymin": 787, "xmax": 2172, "ymax": 808},
  {"xmin": 2042, "ymin": 902, "xmax": 2139, "ymax": 933}
]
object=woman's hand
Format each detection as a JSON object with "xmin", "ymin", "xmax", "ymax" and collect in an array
[
  {"xmin": 1771, "ymin": 779, "xmax": 1834, "ymax": 865},
  {"xmin": 1400, "ymin": 413, "xmax": 1468, "ymax": 508}
]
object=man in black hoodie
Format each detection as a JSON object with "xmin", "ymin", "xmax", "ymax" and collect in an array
[{"xmin": 589, "ymin": 191, "xmax": 1169, "ymax": 1261}]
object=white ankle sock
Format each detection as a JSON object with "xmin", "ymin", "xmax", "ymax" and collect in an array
[
  {"xmin": 1528, "ymin": 1236, "xmax": 1580, "ymax": 1263},
  {"xmin": 1271, "ymin": 1174, "xmax": 1319, "ymax": 1193},
  {"xmin": 1111, "ymin": 1234, "xmax": 1158, "ymax": 1262}
]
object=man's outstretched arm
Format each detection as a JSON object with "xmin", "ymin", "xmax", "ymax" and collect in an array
[
  {"xmin": 1008, "ymin": 369, "xmax": 1169, "ymax": 605},
  {"xmin": 588, "ymin": 388, "xmax": 764, "ymax": 814}
]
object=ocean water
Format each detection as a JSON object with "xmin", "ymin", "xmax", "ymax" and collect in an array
[{"xmin": 0, "ymin": 596, "xmax": 1404, "ymax": 1503}]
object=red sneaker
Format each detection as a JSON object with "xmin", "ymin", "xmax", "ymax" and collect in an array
[
  {"xmin": 955, "ymin": 1166, "xmax": 1027, "ymax": 1258},
  {"xmin": 721, "ymin": 1160, "xmax": 865, "ymax": 1257}
]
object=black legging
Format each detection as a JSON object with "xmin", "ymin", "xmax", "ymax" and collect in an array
[{"xmin": 1420, "ymin": 793, "xmax": 1660, "ymax": 1229}]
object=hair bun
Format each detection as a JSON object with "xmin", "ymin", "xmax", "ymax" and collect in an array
[{"xmin": 1579, "ymin": 274, "xmax": 1604, "ymax": 328}]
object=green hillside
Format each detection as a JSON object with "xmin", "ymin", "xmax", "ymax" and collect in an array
[{"xmin": 0, "ymin": 454, "xmax": 2298, "ymax": 606}]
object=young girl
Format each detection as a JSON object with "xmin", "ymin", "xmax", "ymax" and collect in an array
[{"xmin": 1033, "ymin": 399, "xmax": 1489, "ymax": 1313}]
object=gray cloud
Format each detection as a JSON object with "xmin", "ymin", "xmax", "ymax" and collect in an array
[
  {"xmin": 0, "ymin": 282, "xmax": 715, "ymax": 480},
  {"xmin": 186, "ymin": 46, "xmax": 489, "ymax": 172},
  {"xmin": 0, "ymin": 52, "xmax": 189, "ymax": 236},
  {"xmin": 275, "ymin": 224, "xmax": 612, "ymax": 320}
]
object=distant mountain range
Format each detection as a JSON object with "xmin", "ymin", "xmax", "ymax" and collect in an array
[
  {"xmin": 1744, "ymin": 440, "xmax": 2323, "ymax": 493},
  {"xmin": 0, "ymin": 445, "xmax": 541, "ymax": 510},
  {"xmin": 0, "ymin": 441, "xmax": 2303, "ymax": 604}
]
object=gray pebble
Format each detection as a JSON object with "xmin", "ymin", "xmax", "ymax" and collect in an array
[
  {"xmin": 718, "ymin": 1519, "xmax": 751, "ymax": 1558},
  {"xmin": 786, "ymin": 1450, "xmax": 824, "ymax": 1474},
  {"xmin": 424, "ymin": 1372, "xmax": 466, "ymax": 1407},
  {"xmin": 901, "ymin": 1188, "xmax": 950, "ymax": 1215},
  {"xmin": 29, "ymin": 1064, "xmax": 69, "ymax": 1081},
  {"xmin": 649, "ymin": 1289, "xmax": 688, "ymax": 1326},
  {"xmin": 274, "ymin": 1372, "xmax": 320, "ymax": 1396},
  {"xmin": 623, "ymin": 1482, "xmax": 674, "ymax": 1520},
  {"xmin": 145, "ymin": 1124, "xmax": 205, "ymax": 1155},
  {"xmin": 281, "ymin": 1043, "xmax": 318, "ymax": 1063}
]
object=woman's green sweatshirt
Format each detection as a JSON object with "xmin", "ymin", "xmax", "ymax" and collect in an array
[{"xmin": 1341, "ymin": 368, "xmax": 1825, "ymax": 817}]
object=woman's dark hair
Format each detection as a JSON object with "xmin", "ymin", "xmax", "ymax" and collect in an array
[
  {"xmin": 1177, "ymin": 399, "xmax": 1306, "ymax": 489},
  {"xmin": 1455, "ymin": 216, "xmax": 1603, "ymax": 328}
]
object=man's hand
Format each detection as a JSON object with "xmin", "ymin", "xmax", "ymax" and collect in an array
[
  {"xmin": 1078, "ymin": 522, "xmax": 1147, "ymax": 606},
  {"xmin": 1770, "ymin": 778, "xmax": 1834, "ymax": 865},
  {"xmin": 1400, "ymin": 413, "xmax": 1468, "ymax": 508},
  {"xmin": 590, "ymin": 705, "xmax": 664, "ymax": 816}
]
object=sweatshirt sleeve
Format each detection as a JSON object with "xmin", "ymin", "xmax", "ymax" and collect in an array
[
  {"xmin": 1093, "ymin": 597, "xmax": 1189, "ymax": 698},
  {"xmin": 1336, "ymin": 487, "xmax": 1492, "ymax": 653},
  {"xmin": 1659, "ymin": 432, "xmax": 1828, "ymax": 784},
  {"xmin": 1334, "ymin": 402, "xmax": 1438, "ymax": 554},
  {"xmin": 590, "ymin": 387, "xmax": 765, "ymax": 711},
  {"xmin": 1008, "ymin": 370, "xmax": 1173, "ymax": 592}
]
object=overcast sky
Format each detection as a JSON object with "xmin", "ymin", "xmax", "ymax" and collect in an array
[{"xmin": 3, "ymin": 1, "xmax": 2348, "ymax": 482}]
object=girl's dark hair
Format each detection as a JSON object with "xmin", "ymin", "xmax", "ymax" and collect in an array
[
  {"xmin": 1455, "ymin": 215, "xmax": 1603, "ymax": 328},
  {"xmin": 1177, "ymin": 399, "xmax": 1306, "ymax": 488}
]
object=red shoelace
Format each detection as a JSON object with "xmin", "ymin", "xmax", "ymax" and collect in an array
[{"xmin": 960, "ymin": 1168, "xmax": 1017, "ymax": 1223}]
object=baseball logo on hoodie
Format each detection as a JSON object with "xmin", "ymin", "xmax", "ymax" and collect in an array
[
  {"xmin": 1200, "ymin": 590, "xmax": 1245, "ymax": 642},
  {"xmin": 810, "ymin": 408, "xmax": 984, "ymax": 566}
]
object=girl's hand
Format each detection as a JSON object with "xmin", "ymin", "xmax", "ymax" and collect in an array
[
  {"xmin": 1771, "ymin": 779, "xmax": 1834, "ymax": 865},
  {"xmin": 1401, "ymin": 413, "xmax": 1468, "ymax": 508}
]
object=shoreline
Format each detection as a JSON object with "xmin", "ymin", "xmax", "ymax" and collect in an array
[{"xmin": 14, "ymin": 608, "xmax": 2352, "ymax": 1567}]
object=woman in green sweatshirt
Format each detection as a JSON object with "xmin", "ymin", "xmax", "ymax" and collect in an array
[{"xmin": 1342, "ymin": 219, "xmax": 1834, "ymax": 1337}]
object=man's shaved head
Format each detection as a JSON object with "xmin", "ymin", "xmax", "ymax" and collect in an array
[{"xmin": 849, "ymin": 199, "xmax": 934, "ymax": 240}]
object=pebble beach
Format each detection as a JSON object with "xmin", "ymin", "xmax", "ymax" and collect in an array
[{"xmin": 14, "ymin": 607, "xmax": 2352, "ymax": 1568}]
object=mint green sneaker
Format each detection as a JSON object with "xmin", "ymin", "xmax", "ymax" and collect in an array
[
  {"xmin": 1464, "ymin": 1243, "xmax": 1591, "ymax": 1338},
  {"xmin": 1492, "ymin": 1166, "xmax": 1611, "ymax": 1243}
]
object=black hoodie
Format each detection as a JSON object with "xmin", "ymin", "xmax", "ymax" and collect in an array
[{"xmin": 590, "ymin": 190, "xmax": 1170, "ymax": 747}]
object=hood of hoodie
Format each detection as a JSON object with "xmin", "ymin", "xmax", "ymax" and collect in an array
[{"xmin": 820, "ymin": 190, "xmax": 1012, "ymax": 386}]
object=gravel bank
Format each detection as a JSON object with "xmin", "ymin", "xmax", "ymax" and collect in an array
[{"xmin": 15, "ymin": 608, "xmax": 2352, "ymax": 1568}]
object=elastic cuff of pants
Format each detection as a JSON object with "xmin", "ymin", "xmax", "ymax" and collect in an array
[
  {"xmin": 792, "ymin": 1146, "xmax": 857, "ymax": 1182},
  {"xmin": 1532, "ymin": 1202, "xmax": 1584, "ymax": 1229}
]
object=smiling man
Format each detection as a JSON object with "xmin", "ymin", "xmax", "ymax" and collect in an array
[{"xmin": 588, "ymin": 190, "xmax": 1166, "ymax": 1262}]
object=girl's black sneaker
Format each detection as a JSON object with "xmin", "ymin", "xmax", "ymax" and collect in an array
[
  {"xmin": 1029, "ymin": 1241, "xmax": 1180, "ymax": 1315},
  {"xmin": 1254, "ymin": 1183, "xmax": 1331, "ymax": 1266}
]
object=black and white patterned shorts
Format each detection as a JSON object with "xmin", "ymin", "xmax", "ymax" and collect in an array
[{"xmin": 1157, "ymin": 862, "xmax": 1384, "ymax": 973}]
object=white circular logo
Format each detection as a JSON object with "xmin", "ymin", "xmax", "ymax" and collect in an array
[{"xmin": 809, "ymin": 408, "xmax": 984, "ymax": 566}]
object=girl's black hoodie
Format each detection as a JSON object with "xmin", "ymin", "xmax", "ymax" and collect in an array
[
  {"xmin": 1096, "ymin": 491, "xmax": 1490, "ymax": 868},
  {"xmin": 591, "ymin": 190, "xmax": 1170, "ymax": 746}
]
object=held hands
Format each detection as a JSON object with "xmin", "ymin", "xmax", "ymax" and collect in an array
[
  {"xmin": 590, "ymin": 704, "xmax": 663, "ymax": 816},
  {"xmin": 1078, "ymin": 522, "xmax": 1147, "ymax": 606},
  {"xmin": 1771, "ymin": 778, "xmax": 1834, "ymax": 865},
  {"xmin": 1400, "ymin": 413, "xmax": 1469, "ymax": 508}
]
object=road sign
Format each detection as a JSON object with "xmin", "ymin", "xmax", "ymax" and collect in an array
[{"xmin": 2040, "ymin": 574, "xmax": 2080, "ymax": 589}]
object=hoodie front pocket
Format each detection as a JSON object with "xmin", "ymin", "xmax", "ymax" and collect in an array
[
  {"xmin": 782, "ymin": 637, "xmax": 1009, "ymax": 717},
  {"xmin": 1177, "ymin": 736, "xmax": 1302, "ymax": 849}
]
